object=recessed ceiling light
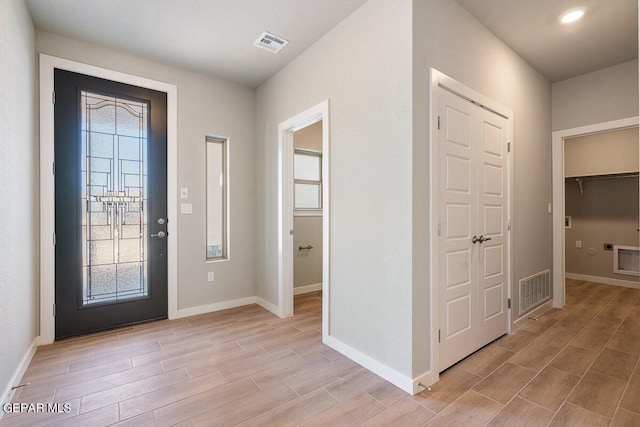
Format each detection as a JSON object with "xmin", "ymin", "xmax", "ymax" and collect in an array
[{"xmin": 560, "ymin": 9, "xmax": 585, "ymax": 24}]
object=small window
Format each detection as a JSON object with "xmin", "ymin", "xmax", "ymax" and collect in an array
[
  {"xmin": 294, "ymin": 149, "xmax": 322, "ymax": 209},
  {"xmin": 206, "ymin": 136, "xmax": 227, "ymax": 259}
]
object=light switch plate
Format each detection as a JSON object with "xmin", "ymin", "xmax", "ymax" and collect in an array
[
  {"xmin": 181, "ymin": 203, "xmax": 193, "ymax": 214},
  {"xmin": 181, "ymin": 187, "xmax": 189, "ymax": 199}
]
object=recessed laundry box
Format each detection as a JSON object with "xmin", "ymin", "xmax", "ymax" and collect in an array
[{"xmin": 614, "ymin": 245, "xmax": 640, "ymax": 276}]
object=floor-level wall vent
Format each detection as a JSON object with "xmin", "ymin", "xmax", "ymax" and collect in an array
[
  {"xmin": 519, "ymin": 269, "xmax": 551, "ymax": 316},
  {"xmin": 614, "ymin": 245, "xmax": 640, "ymax": 276}
]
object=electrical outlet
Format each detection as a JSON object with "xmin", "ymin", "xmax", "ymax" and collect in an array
[
  {"xmin": 576, "ymin": 240, "xmax": 582, "ymax": 249},
  {"xmin": 207, "ymin": 272, "xmax": 214, "ymax": 282}
]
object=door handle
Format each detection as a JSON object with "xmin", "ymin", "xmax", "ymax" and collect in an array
[
  {"xmin": 478, "ymin": 235, "xmax": 492, "ymax": 243},
  {"xmin": 151, "ymin": 231, "xmax": 167, "ymax": 239},
  {"xmin": 472, "ymin": 235, "xmax": 479, "ymax": 244}
]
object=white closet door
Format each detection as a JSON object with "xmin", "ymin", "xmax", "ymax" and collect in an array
[{"xmin": 438, "ymin": 86, "xmax": 508, "ymax": 371}]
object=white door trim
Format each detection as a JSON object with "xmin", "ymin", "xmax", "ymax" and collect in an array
[
  {"xmin": 429, "ymin": 69, "xmax": 513, "ymax": 384},
  {"xmin": 551, "ymin": 116, "xmax": 639, "ymax": 309},
  {"xmin": 39, "ymin": 54, "xmax": 178, "ymax": 344},
  {"xmin": 277, "ymin": 100, "xmax": 330, "ymax": 336}
]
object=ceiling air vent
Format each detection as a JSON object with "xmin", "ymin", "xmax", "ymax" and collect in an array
[{"xmin": 253, "ymin": 31, "xmax": 289, "ymax": 54}]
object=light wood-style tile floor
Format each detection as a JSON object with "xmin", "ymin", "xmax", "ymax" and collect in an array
[{"xmin": 2, "ymin": 280, "xmax": 639, "ymax": 426}]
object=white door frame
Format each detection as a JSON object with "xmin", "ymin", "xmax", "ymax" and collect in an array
[
  {"xmin": 429, "ymin": 69, "xmax": 513, "ymax": 382},
  {"xmin": 277, "ymin": 100, "xmax": 330, "ymax": 336},
  {"xmin": 551, "ymin": 116, "xmax": 639, "ymax": 308},
  {"xmin": 39, "ymin": 54, "xmax": 178, "ymax": 344}
]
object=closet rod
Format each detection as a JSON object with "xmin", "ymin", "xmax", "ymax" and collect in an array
[{"xmin": 570, "ymin": 173, "xmax": 639, "ymax": 181}]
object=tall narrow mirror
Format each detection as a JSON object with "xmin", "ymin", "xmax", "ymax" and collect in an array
[{"xmin": 206, "ymin": 136, "xmax": 227, "ymax": 259}]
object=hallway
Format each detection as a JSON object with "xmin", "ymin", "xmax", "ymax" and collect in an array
[
  {"xmin": 418, "ymin": 279, "xmax": 640, "ymax": 426},
  {"xmin": 1, "ymin": 280, "xmax": 639, "ymax": 426}
]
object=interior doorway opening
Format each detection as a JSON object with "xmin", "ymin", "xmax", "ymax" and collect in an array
[
  {"xmin": 292, "ymin": 121, "xmax": 324, "ymax": 300},
  {"xmin": 277, "ymin": 100, "xmax": 330, "ymax": 338},
  {"xmin": 552, "ymin": 117, "xmax": 640, "ymax": 306}
]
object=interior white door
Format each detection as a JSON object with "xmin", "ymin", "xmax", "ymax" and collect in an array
[{"xmin": 438, "ymin": 86, "xmax": 509, "ymax": 371}]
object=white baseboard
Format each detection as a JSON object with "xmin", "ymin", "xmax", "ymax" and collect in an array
[
  {"xmin": 0, "ymin": 337, "xmax": 38, "ymax": 420},
  {"xmin": 293, "ymin": 283, "xmax": 322, "ymax": 295},
  {"xmin": 256, "ymin": 297, "xmax": 285, "ymax": 318},
  {"xmin": 565, "ymin": 273, "xmax": 640, "ymax": 290},
  {"xmin": 173, "ymin": 296, "xmax": 258, "ymax": 319},
  {"xmin": 163, "ymin": 294, "xmax": 288, "ymax": 322},
  {"xmin": 323, "ymin": 335, "xmax": 414, "ymax": 394}
]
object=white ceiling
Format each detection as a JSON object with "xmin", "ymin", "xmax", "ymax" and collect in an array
[
  {"xmin": 454, "ymin": 0, "xmax": 638, "ymax": 82},
  {"xmin": 25, "ymin": 0, "xmax": 638, "ymax": 87},
  {"xmin": 24, "ymin": 0, "xmax": 369, "ymax": 88}
]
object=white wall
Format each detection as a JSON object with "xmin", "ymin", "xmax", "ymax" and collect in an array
[
  {"xmin": 0, "ymin": 0, "xmax": 39, "ymax": 401},
  {"xmin": 36, "ymin": 32, "xmax": 257, "ymax": 311},
  {"xmin": 413, "ymin": 0, "xmax": 553, "ymax": 377},
  {"xmin": 256, "ymin": 0, "xmax": 414, "ymax": 379},
  {"xmin": 552, "ymin": 60, "xmax": 639, "ymax": 131}
]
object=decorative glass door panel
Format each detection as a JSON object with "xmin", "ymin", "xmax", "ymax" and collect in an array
[
  {"xmin": 81, "ymin": 92, "xmax": 149, "ymax": 305},
  {"xmin": 54, "ymin": 69, "xmax": 167, "ymax": 339}
]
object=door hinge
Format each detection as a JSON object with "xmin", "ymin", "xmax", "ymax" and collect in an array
[
  {"xmin": 507, "ymin": 142, "xmax": 511, "ymax": 153},
  {"xmin": 437, "ymin": 116, "xmax": 441, "ymax": 130},
  {"xmin": 437, "ymin": 222, "xmax": 441, "ymax": 236},
  {"xmin": 508, "ymin": 298, "xmax": 511, "ymax": 309},
  {"xmin": 438, "ymin": 329, "xmax": 441, "ymax": 343},
  {"xmin": 290, "ymin": 229, "xmax": 294, "ymax": 236},
  {"xmin": 53, "ymin": 304, "xmax": 56, "ymax": 317},
  {"xmin": 52, "ymin": 162, "xmax": 55, "ymax": 175},
  {"xmin": 507, "ymin": 220, "xmax": 511, "ymax": 231},
  {"xmin": 52, "ymin": 91, "xmax": 55, "ymax": 105},
  {"xmin": 53, "ymin": 233, "xmax": 56, "ymax": 246}
]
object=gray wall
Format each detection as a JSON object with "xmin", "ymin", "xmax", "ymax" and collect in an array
[
  {"xmin": 293, "ymin": 216, "xmax": 323, "ymax": 288},
  {"xmin": 413, "ymin": 0, "xmax": 553, "ymax": 376},
  {"xmin": 0, "ymin": 0, "xmax": 39, "ymax": 400},
  {"xmin": 565, "ymin": 177, "xmax": 639, "ymax": 282},
  {"xmin": 36, "ymin": 32, "xmax": 257, "ymax": 310},
  {"xmin": 552, "ymin": 58, "xmax": 638, "ymax": 285},
  {"xmin": 552, "ymin": 60, "xmax": 639, "ymax": 131},
  {"xmin": 256, "ymin": 0, "xmax": 415, "ymax": 378},
  {"xmin": 257, "ymin": 0, "xmax": 553, "ymax": 383}
]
